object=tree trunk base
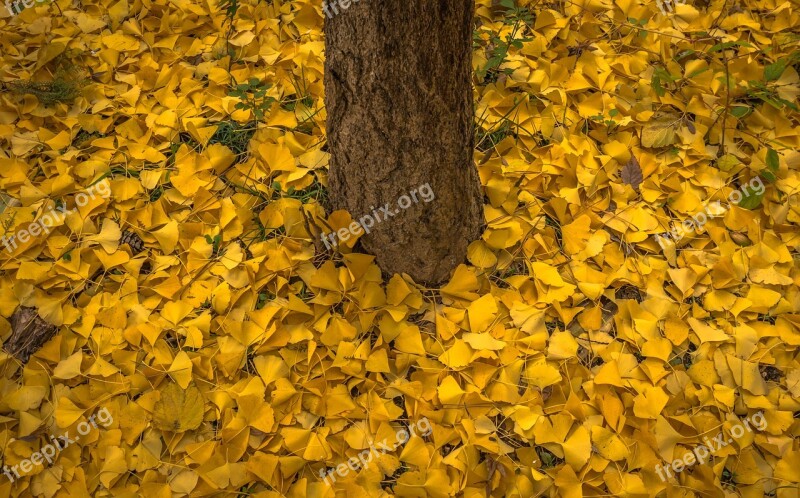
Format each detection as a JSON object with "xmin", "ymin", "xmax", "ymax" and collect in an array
[{"xmin": 324, "ymin": 0, "xmax": 483, "ymax": 285}]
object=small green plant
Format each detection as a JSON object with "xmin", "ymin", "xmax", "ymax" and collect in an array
[
  {"xmin": 9, "ymin": 65, "xmax": 85, "ymax": 107},
  {"xmin": 219, "ymin": 0, "xmax": 238, "ymax": 20},
  {"xmin": 229, "ymin": 78, "xmax": 276, "ymax": 120},
  {"xmin": 205, "ymin": 233, "xmax": 223, "ymax": 257},
  {"xmin": 473, "ymin": 0, "xmax": 533, "ymax": 83},
  {"xmin": 589, "ymin": 109, "xmax": 620, "ymax": 134}
]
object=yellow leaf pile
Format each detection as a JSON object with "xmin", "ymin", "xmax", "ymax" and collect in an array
[{"xmin": 1, "ymin": 0, "xmax": 799, "ymax": 496}]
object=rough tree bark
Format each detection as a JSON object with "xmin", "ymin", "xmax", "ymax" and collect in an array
[{"xmin": 324, "ymin": 0, "xmax": 483, "ymax": 285}]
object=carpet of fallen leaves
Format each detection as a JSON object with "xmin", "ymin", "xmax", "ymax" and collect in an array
[{"xmin": 1, "ymin": 0, "xmax": 800, "ymax": 496}]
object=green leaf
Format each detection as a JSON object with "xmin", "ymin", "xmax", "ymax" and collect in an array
[
  {"xmin": 777, "ymin": 97, "xmax": 799, "ymax": 111},
  {"xmin": 760, "ymin": 96, "xmax": 784, "ymax": 109},
  {"xmin": 738, "ymin": 188, "xmax": 764, "ymax": 210},
  {"xmin": 764, "ymin": 60, "xmax": 788, "ymax": 82},
  {"xmin": 730, "ymin": 105, "xmax": 750, "ymax": 118},
  {"xmin": 654, "ymin": 66, "xmax": 676, "ymax": 82},
  {"xmin": 761, "ymin": 170, "xmax": 777, "ymax": 183},
  {"xmin": 652, "ymin": 75, "xmax": 664, "ymax": 96},
  {"xmin": 486, "ymin": 55, "xmax": 505, "ymax": 70},
  {"xmin": 708, "ymin": 41, "xmax": 752, "ymax": 53},
  {"xmin": 766, "ymin": 148, "xmax": 779, "ymax": 172}
]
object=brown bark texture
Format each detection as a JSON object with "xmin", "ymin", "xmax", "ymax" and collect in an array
[{"xmin": 324, "ymin": 0, "xmax": 483, "ymax": 285}]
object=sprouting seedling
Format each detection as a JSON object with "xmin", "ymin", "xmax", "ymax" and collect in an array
[
  {"xmin": 229, "ymin": 78, "xmax": 276, "ymax": 120},
  {"xmin": 205, "ymin": 233, "xmax": 223, "ymax": 257},
  {"xmin": 474, "ymin": 0, "xmax": 533, "ymax": 82}
]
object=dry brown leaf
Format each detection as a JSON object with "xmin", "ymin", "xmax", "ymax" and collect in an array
[
  {"xmin": 621, "ymin": 155, "xmax": 643, "ymax": 191},
  {"xmin": 4, "ymin": 306, "xmax": 59, "ymax": 363}
]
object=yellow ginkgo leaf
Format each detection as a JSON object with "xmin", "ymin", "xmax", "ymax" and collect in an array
[
  {"xmin": 632, "ymin": 386, "xmax": 669, "ymax": 419},
  {"xmin": 152, "ymin": 383, "xmax": 204, "ymax": 433},
  {"xmin": 641, "ymin": 113, "xmax": 680, "ymax": 148},
  {"xmin": 54, "ymin": 397, "xmax": 85, "ymax": 428},
  {"xmin": 467, "ymin": 239, "xmax": 497, "ymax": 268},
  {"xmin": 462, "ymin": 332, "xmax": 506, "ymax": 351},
  {"xmin": 53, "ymin": 351, "xmax": 83, "ymax": 379},
  {"xmin": 85, "ymin": 218, "xmax": 121, "ymax": 253},
  {"xmin": 168, "ymin": 351, "xmax": 194, "ymax": 389}
]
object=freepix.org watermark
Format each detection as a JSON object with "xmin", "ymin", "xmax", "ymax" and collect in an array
[
  {"xmin": 1, "ymin": 180, "xmax": 111, "ymax": 254},
  {"xmin": 655, "ymin": 176, "xmax": 765, "ymax": 249},
  {"xmin": 320, "ymin": 183, "xmax": 435, "ymax": 250},
  {"xmin": 4, "ymin": 0, "xmax": 49, "ymax": 16},
  {"xmin": 319, "ymin": 417, "xmax": 432, "ymax": 486},
  {"xmin": 322, "ymin": 0, "xmax": 361, "ymax": 19},
  {"xmin": 655, "ymin": 411, "xmax": 767, "ymax": 482},
  {"xmin": 2, "ymin": 407, "xmax": 114, "ymax": 483}
]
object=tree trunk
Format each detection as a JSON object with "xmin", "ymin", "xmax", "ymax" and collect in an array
[{"xmin": 324, "ymin": 0, "xmax": 483, "ymax": 285}]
